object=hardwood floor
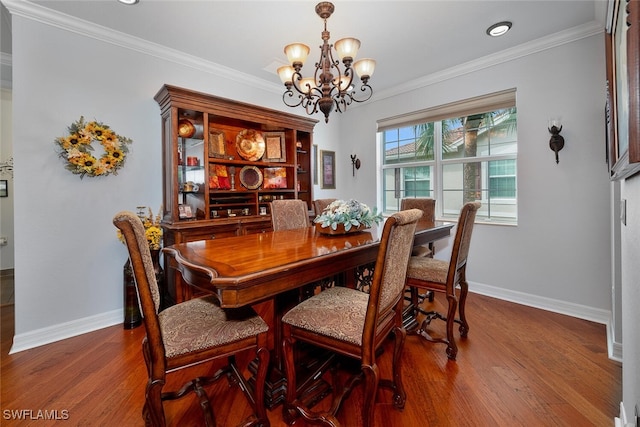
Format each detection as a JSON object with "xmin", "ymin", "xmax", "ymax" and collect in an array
[{"xmin": 1, "ymin": 292, "xmax": 621, "ymax": 426}]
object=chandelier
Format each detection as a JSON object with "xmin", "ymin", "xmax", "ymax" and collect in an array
[{"xmin": 277, "ymin": 2, "xmax": 375, "ymax": 123}]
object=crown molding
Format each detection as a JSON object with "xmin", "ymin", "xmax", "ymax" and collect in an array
[
  {"xmin": 3, "ymin": 0, "xmax": 605, "ymax": 103},
  {"xmin": 373, "ymin": 20, "xmax": 604, "ymax": 103},
  {"xmin": 2, "ymin": 0, "xmax": 283, "ymax": 94}
]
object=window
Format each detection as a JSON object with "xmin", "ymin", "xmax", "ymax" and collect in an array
[{"xmin": 378, "ymin": 90, "xmax": 517, "ymax": 224}]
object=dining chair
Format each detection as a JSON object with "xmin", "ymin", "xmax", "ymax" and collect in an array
[
  {"xmin": 281, "ymin": 208, "xmax": 423, "ymax": 426},
  {"xmin": 400, "ymin": 198, "xmax": 436, "ymax": 258},
  {"xmin": 270, "ymin": 199, "xmax": 321, "ymax": 298},
  {"xmin": 270, "ymin": 199, "xmax": 310, "ymax": 231},
  {"xmin": 405, "ymin": 201, "xmax": 480, "ymax": 360},
  {"xmin": 400, "ymin": 198, "xmax": 436, "ymax": 320},
  {"xmin": 312, "ymin": 198, "xmax": 337, "ymax": 216},
  {"xmin": 113, "ymin": 211, "xmax": 270, "ymax": 427}
]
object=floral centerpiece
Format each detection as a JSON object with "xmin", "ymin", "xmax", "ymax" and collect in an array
[
  {"xmin": 55, "ymin": 116, "xmax": 132, "ymax": 178},
  {"xmin": 314, "ymin": 199, "xmax": 383, "ymax": 234},
  {"xmin": 117, "ymin": 206, "xmax": 163, "ymax": 250}
]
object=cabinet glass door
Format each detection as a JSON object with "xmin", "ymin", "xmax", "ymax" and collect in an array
[{"xmin": 178, "ymin": 136, "xmax": 205, "ymax": 219}]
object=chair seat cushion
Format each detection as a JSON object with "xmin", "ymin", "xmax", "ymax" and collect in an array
[
  {"xmin": 411, "ymin": 245, "xmax": 433, "ymax": 257},
  {"xmin": 282, "ymin": 286, "xmax": 368, "ymax": 346},
  {"xmin": 406, "ymin": 256, "xmax": 449, "ymax": 284},
  {"xmin": 159, "ymin": 296, "xmax": 268, "ymax": 359}
]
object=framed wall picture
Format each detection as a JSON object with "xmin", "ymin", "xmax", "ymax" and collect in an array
[
  {"xmin": 606, "ymin": 0, "xmax": 640, "ymax": 180},
  {"xmin": 320, "ymin": 150, "xmax": 335, "ymax": 189},
  {"xmin": 208, "ymin": 129, "xmax": 226, "ymax": 158},
  {"xmin": 264, "ymin": 131, "xmax": 286, "ymax": 162},
  {"xmin": 0, "ymin": 180, "xmax": 6, "ymax": 197}
]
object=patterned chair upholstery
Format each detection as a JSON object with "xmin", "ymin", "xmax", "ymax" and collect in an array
[
  {"xmin": 312, "ymin": 198, "xmax": 337, "ymax": 216},
  {"xmin": 400, "ymin": 197, "xmax": 436, "ymax": 257},
  {"xmin": 400, "ymin": 198, "xmax": 436, "ymax": 316},
  {"xmin": 270, "ymin": 199, "xmax": 310, "ymax": 231},
  {"xmin": 113, "ymin": 211, "xmax": 270, "ymax": 427},
  {"xmin": 405, "ymin": 201, "xmax": 480, "ymax": 360},
  {"xmin": 281, "ymin": 209, "xmax": 423, "ymax": 426}
]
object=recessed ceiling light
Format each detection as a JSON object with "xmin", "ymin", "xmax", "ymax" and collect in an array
[
  {"xmin": 118, "ymin": 0, "xmax": 139, "ymax": 5},
  {"xmin": 486, "ymin": 21, "xmax": 512, "ymax": 37}
]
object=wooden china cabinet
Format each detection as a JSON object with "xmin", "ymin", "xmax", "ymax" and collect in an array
[{"xmin": 155, "ymin": 84, "xmax": 317, "ymax": 305}]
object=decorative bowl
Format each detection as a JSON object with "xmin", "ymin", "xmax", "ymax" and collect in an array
[{"xmin": 315, "ymin": 222, "xmax": 368, "ymax": 235}]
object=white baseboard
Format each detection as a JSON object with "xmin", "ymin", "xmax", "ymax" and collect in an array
[
  {"xmin": 9, "ymin": 283, "xmax": 622, "ymax": 361},
  {"xmin": 9, "ymin": 309, "xmax": 123, "ymax": 354},
  {"xmin": 469, "ymin": 281, "xmax": 621, "ymax": 362},
  {"xmin": 615, "ymin": 402, "xmax": 637, "ymax": 427},
  {"xmin": 609, "ymin": 322, "xmax": 623, "ymax": 362}
]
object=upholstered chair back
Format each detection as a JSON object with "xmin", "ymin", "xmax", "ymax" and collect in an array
[
  {"xmin": 113, "ymin": 211, "xmax": 165, "ymax": 367},
  {"xmin": 450, "ymin": 201, "xmax": 481, "ymax": 281},
  {"xmin": 400, "ymin": 197, "xmax": 435, "ymax": 227},
  {"xmin": 312, "ymin": 198, "xmax": 337, "ymax": 216},
  {"xmin": 270, "ymin": 199, "xmax": 310, "ymax": 231},
  {"xmin": 371, "ymin": 209, "xmax": 423, "ymax": 326}
]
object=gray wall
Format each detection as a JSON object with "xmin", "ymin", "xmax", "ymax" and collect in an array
[{"xmin": 343, "ymin": 33, "xmax": 612, "ymax": 312}]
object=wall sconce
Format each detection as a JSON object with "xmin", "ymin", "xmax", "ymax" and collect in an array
[
  {"xmin": 350, "ymin": 154, "xmax": 361, "ymax": 176},
  {"xmin": 548, "ymin": 118, "xmax": 565, "ymax": 164},
  {"xmin": 0, "ymin": 156, "xmax": 13, "ymax": 178}
]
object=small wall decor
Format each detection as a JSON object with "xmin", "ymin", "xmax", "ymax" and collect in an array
[
  {"xmin": 548, "ymin": 118, "xmax": 565, "ymax": 164},
  {"xmin": 321, "ymin": 150, "xmax": 336, "ymax": 189},
  {"xmin": 350, "ymin": 154, "xmax": 361, "ymax": 176},
  {"xmin": 54, "ymin": 116, "xmax": 132, "ymax": 178}
]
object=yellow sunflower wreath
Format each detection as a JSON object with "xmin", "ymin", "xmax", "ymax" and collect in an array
[{"xmin": 55, "ymin": 116, "xmax": 132, "ymax": 178}]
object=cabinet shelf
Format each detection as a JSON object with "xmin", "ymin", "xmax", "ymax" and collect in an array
[
  {"xmin": 179, "ymin": 165, "xmax": 205, "ymax": 171},
  {"xmin": 211, "ymin": 203, "xmax": 253, "ymax": 209},
  {"xmin": 209, "ymin": 157, "xmax": 295, "ymax": 169}
]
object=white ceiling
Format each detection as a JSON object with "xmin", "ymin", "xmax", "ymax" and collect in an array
[{"xmin": 6, "ymin": 0, "xmax": 609, "ymax": 93}]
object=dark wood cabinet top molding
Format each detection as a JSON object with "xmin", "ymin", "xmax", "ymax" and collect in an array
[{"xmin": 154, "ymin": 84, "xmax": 318, "ymax": 132}]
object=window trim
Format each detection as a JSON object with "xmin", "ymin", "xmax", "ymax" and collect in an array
[
  {"xmin": 377, "ymin": 88, "xmax": 516, "ymax": 132},
  {"xmin": 378, "ymin": 90, "xmax": 518, "ymax": 225}
]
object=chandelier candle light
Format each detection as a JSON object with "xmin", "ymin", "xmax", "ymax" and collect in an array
[{"xmin": 277, "ymin": 2, "xmax": 375, "ymax": 123}]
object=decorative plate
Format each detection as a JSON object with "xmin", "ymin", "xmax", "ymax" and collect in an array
[
  {"xmin": 239, "ymin": 166, "xmax": 263, "ymax": 190},
  {"xmin": 236, "ymin": 129, "xmax": 265, "ymax": 161}
]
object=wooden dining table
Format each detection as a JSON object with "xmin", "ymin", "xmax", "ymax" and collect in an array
[{"xmin": 163, "ymin": 219, "xmax": 454, "ymax": 407}]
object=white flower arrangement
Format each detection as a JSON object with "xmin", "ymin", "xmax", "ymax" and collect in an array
[{"xmin": 314, "ymin": 199, "xmax": 383, "ymax": 232}]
